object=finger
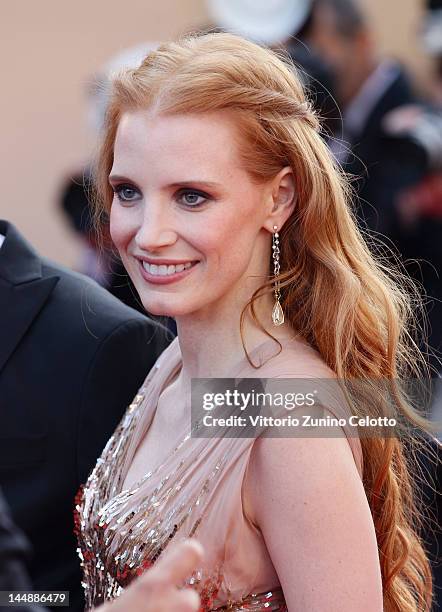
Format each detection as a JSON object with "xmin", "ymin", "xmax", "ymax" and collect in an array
[
  {"xmin": 151, "ymin": 539, "xmax": 204, "ymax": 585},
  {"xmin": 115, "ymin": 587, "xmax": 199, "ymax": 612},
  {"xmin": 176, "ymin": 588, "xmax": 201, "ymax": 612},
  {"xmin": 141, "ymin": 588, "xmax": 200, "ymax": 612}
]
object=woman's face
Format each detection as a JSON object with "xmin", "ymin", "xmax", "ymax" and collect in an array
[{"xmin": 109, "ymin": 109, "xmax": 280, "ymax": 319}]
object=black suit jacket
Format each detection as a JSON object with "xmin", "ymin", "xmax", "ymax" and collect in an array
[
  {"xmin": 0, "ymin": 221, "xmax": 172, "ymax": 610},
  {"xmin": 343, "ymin": 64, "xmax": 422, "ymax": 240}
]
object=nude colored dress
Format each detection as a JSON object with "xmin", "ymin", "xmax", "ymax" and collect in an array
[{"xmin": 75, "ymin": 334, "xmax": 364, "ymax": 611}]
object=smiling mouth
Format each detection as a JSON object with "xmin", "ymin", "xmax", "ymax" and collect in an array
[{"xmin": 141, "ymin": 261, "xmax": 198, "ymax": 277}]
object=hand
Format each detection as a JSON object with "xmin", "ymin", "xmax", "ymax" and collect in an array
[{"xmin": 95, "ymin": 539, "xmax": 204, "ymax": 612}]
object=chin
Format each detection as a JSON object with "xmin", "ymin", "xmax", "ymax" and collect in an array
[
  {"xmin": 139, "ymin": 297, "xmax": 194, "ymax": 318},
  {"xmin": 140, "ymin": 301, "xmax": 174, "ymax": 317}
]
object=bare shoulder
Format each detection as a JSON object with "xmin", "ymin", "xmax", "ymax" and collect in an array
[
  {"xmin": 242, "ymin": 435, "xmax": 383, "ymax": 611},
  {"xmin": 243, "ymin": 435, "xmax": 364, "ymax": 527}
]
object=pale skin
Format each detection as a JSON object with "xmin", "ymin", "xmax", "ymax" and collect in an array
[
  {"xmin": 95, "ymin": 539, "xmax": 203, "ymax": 612},
  {"xmin": 109, "ymin": 108, "xmax": 384, "ymax": 610}
]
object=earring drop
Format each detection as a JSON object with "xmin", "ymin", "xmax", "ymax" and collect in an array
[{"xmin": 272, "ymin": 225, "xmax": 284, "ymax": 326}]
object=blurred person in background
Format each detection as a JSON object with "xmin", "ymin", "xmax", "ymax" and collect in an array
[
  {"xmin": 386, "ymin": 0, "xmax": 442, "ymax": 376},
  {"xmin": 305, "ymin": 0, "xmax": 424, "ymax": 242},
  {"xmin": 0, "ymin": 219, "xmax": 171, "ymax": 610}
]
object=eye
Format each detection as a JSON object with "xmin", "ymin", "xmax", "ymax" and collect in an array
[
  {"xmin": 112, "ymin": 184, "xmax": 141, "ymax": 203},
  {"xmin": 176, "ymin": 189, "xmax": 210, "ymax": 208}
]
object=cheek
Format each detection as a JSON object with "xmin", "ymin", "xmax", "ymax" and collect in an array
[
  {"xmin": 109, "ymin": 203, "xmax": 134, "ymax": 251},
  {"xmin": 199, "ymin": 211, "xmax": 256, "ymax": 272},
  {"xmin": 199, "ymin": 213, "xmax": 235, "ymax": 256}
]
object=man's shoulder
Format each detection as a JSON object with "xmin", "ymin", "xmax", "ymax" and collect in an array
[{"xmin": 40, "ymin": 257, "xmax": 164, "ymax": 337}]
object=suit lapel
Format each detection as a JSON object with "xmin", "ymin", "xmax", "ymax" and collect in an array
[
  {"xmin": 0, "ymin": 221, "xmax": 60, "ymax": 372},
  {"xmin": 0, "ymin": 278, "xmax": 59, "ymax": 373}
]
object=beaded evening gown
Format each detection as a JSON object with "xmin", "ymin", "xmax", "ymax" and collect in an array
[{"xmin": 75, "ymin": 334, "xmax": 364, "ymax": 611}]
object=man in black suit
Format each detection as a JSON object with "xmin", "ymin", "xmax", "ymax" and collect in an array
[
  {"xmin": 307, "ymin": 0, "xmax": 423, "ymax": 241},
  {"xmin": 0, "ymin": 220, "xmax": 172, "ymax": 610}
]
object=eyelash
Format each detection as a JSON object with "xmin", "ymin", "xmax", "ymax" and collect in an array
[{"xmin": 112, "ymin": 184, "xmax": 210, "ymax": 209}]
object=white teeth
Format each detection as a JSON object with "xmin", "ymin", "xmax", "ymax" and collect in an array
[{"xmin": 142, "ymin": 261, "xmax": 195, "ymax": 276}]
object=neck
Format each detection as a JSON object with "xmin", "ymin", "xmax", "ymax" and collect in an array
[{"xmin": 173, "ymin": 290, "xmax": 293, "ymax": 388}]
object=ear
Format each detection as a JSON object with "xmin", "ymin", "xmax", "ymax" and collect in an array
[{"xmin": 263, "ymin": 166, "xmax": 296, "ymax": 232}]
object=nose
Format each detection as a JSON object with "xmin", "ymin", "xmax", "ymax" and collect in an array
[{"xmin": 134, "ymin": 205, "xmax": 178, "ymax": 253}]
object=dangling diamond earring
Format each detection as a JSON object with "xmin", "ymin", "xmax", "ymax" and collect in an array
[{"xmin": 272, "ymin": 225, "xmax": 284, "ymax": 326}]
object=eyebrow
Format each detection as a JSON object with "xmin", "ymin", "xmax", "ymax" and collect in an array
[
  {"xmin": 108, "ymin": 174, "xmax": 135, "ymax": 184},
  {"xmin": 168, "ymin": 181, "xmax": 222, "ymax": 189},
  {"xmin": 108, "ymin": 175, "xmax": 222, "ymax": 190}
]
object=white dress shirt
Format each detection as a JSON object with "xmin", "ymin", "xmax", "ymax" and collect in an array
[{"xmin": 0, "ymin": 233, "xmax": 4, "ymax": 249}]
